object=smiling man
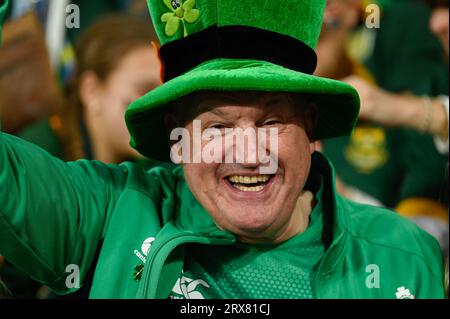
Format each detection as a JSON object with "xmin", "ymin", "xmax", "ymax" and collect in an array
[
  {"xmin": 0, "ymin": 0, "xmax": 446, "ymax": 299},
  {"xmin": 174, "ymin": 92, "xmax": 317, "ymax": 245}
]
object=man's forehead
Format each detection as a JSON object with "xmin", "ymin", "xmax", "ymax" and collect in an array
[
  {"xmin": 171, "ymin": 90, "xmax": 307, "ymax": 124},
  {"xmin": 189, "ymin": 91, "xmax": 298, "ymax": 113}
]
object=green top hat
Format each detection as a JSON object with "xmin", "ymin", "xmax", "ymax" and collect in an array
[{"xmin": 126, "ymin": 0, "xmax": 360, "ymax": 161}]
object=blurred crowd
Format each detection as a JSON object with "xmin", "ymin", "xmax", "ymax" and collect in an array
[{"xmin": 0, "ymin": 0, "xmax": 448, "ymax": 298}]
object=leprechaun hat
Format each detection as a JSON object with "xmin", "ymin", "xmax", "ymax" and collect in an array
[{"xmin": 125, "ymin": 0, "xmax": 360, "ymax": 161}]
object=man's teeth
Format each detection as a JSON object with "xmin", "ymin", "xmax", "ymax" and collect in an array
[
  {"xmin": 228, "ymin": 175, "xmax": 271, "ymax": 184},
  {"xmin": 227, "ymin": 175, "xmax": 272, "ymax": 192},
  {"xmin": 234, "ymin": 185, "xmax": 265, "ymax": 192}
]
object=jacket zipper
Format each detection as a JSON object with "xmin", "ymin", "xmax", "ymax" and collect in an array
[
  {"xmin": 137, "ymin": 228, "xmax": 234, "ymax": 299},
  {"xmin": 314, "ymin": 229, "xmax": 348, "ymax": 298}
]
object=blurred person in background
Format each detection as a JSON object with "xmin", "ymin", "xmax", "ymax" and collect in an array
[
  {"xmin": 316, "ymin": 0, "xmax": 449, "ymax": 257},
  {"xmin": 343, "ymin": 0, "xmax": 449, "ymax": 153},
  {"xmin": 19, "ymin": 14, "xmax": 161, "ymax": 163},
  {"xmin": 316, "ymin": 0, "xmax": 374, "ymax": 82},
  {"xmin": 317, "ymin": 0, "xmax": 390, "ymax": 208},
  {"xmin": 1, "ymin": 0, "xmax": 150, "ymax": 90},
  {"xmin": 429, "ymin": 0, "xmax": 449, "ymax": 57},
  {"xmin": 0, "ymin": 14, "xmax": 162, "ymax": 299}
]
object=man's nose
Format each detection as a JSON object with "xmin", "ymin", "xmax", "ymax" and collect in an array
[{"xmin": 223, "ymin": 125, "xmax": 264, "ymax": 166}]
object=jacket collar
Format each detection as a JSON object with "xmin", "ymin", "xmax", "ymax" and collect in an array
[{"xmin": 308, "ymin": 152, "xmax": 350, "ymax": 280}]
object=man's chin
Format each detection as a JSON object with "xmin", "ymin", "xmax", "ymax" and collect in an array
[
  {"xmin": 232, "ymin": 226, "xmax": 277, "ymax": 244},
  {"xmin": 219, "ymin": 210, "xmax": 276, "ymax": 235}
]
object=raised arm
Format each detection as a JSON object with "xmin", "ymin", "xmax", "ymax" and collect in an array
[{"xmin": 0, "ymin": 132, "xmax": 128, "ymax": 293}]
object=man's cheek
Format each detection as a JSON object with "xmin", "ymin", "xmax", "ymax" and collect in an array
[{"xmin": 185, "ymin": 165, "xmax": 216, "ymax": 190}]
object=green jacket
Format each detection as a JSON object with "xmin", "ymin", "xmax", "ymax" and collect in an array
[{"xmin": 0, "ymin": 132, "xmax": 445, "ymax": 299}]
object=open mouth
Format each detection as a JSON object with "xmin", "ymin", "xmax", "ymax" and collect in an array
[{"xmin": 225, "ymin": 175, "xmax": 274, "ymax": 192}]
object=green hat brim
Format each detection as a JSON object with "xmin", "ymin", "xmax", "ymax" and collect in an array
[{"xmin": 125, "ymin": 58, "xmax": 360, "ymax": 161}]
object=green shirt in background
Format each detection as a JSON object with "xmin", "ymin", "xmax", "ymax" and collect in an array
[
  {"xmin": 366, "ymin": 1, "xmax": 449, "ymax": 96},
  {"xmin": 18, "ymin": 120, "xmax": 64, "ymax": 159},
  {"xmin": 323, "ymin": 123, "xmax": 448, "ymax": 208}
]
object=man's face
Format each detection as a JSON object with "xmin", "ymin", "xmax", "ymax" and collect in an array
[
  {"xmin": 179, "ymin": 92, "xmax": 316, "ymax": 243},
  {"xmin": 430, "ymin": 7, "xmax": 449, "ymax": 58}
]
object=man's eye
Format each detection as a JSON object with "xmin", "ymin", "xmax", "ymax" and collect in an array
[
  {"xmin": 263, "ymin": 119, "xmax": 282, "ymax": 126},
  {"xmin": 209, "ymin": 123, "xmax": 227, "ymax": 130}
]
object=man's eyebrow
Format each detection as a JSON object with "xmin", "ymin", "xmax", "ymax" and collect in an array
[
  {"xmin": 209, "ymin": 108, "xmax": 228, "ymax": 117},
  {"xmin": 195, "ymin": 100, "xmax": 228, "ymax": 117},
  {"xmin": 193, "ymin": 95, "xmax": 289, "ymax": 116}
]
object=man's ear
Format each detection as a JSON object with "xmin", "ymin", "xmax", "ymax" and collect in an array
[{"xmin": 79, "ymin": 71, "xmax": 103, "ymax": 115}]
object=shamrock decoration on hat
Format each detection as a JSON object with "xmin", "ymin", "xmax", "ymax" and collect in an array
[{"xmin": 161, "ymin": 0, "xmax": 201, "ymax": 37}]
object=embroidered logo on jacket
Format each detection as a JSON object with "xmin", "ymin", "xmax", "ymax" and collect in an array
[
  {"xmin": 170, "ymin": 274, "xmax": 210, "ymax": 299},
  {"xmin": 134, "ymin": 237, "xmax": 155, "ymax": 263},
  {"xmin": 395, "ymin": 286, "xmax": 415, "ymax": 299},
  {"xmin": 133, "ymin": 237, "xmax": 156, "ymax": 281}
]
